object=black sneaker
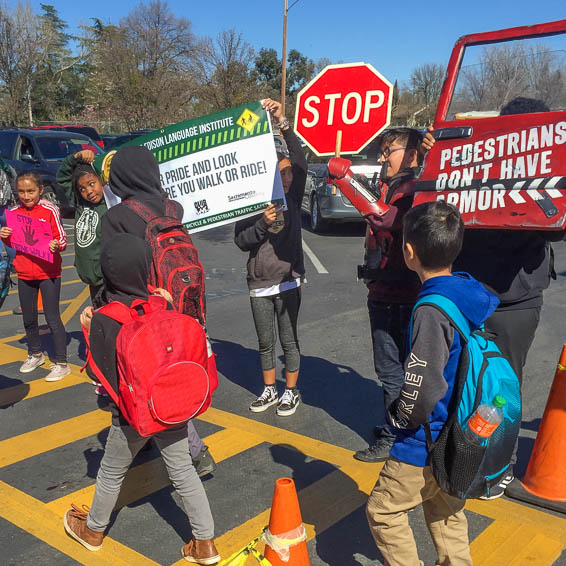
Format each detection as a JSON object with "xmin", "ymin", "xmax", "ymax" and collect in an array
[
  {"xmin": 249, "ymin": 385, "xmax": 278, "ymax": 413},
  {"xmin": 479, "ymin": 471, "xmax": 514, "ymax": 500},
  {"xmin": 354, "ymin": 439, "xmax": 393, "ymax": 462},
  {"xmin": 276, "ymin": 388, "xmax": 300, "ymax": 417},
  {"xmin": 192, "ymin": 446, "xmax": 217, "ymax": 478}
]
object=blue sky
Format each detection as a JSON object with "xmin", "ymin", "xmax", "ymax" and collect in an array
[{"xmin": 28, "ymin": 0, "xmax": 566, "ymax": 84}]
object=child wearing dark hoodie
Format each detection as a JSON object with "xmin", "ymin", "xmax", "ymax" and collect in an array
[
  {"xmin": 365, "ymin": 201, "xmax": 495, "ymax": 566},
  {"xmin": 64, "ymin": 234, "xmax": 220, "ymax": 565},
  {"xmin": 234, "ymin": 99, "xmax": 307, "ymax": 417},
  {"xmin": 99, "ymin": 145, "xmax": 216, "ymax": 477},
  {"xmin": 56, "ymin": 150, "xmax": 107, "ymax": 307}
]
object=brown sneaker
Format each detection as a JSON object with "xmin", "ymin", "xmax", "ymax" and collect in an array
[
  {"xmin": 63, "ymin": 504, "xmax": 104, "ymax": 551},
  {"xmin": 181, "ymin": 538, "xmax": 220, "ymax": 564}
]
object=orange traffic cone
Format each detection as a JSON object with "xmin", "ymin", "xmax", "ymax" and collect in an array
[
  {"xmin": 263, "ymin": 478, "xmax": 310, "ymax": 565},
  {"xmin": 37, "ymin": 290, "xmax": 43, "ymax": 312},
  {"xmin": 506, "ymin": 344, "xmax": 566, "ymax": 513}
]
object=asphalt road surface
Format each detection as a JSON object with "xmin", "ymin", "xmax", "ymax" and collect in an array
[{"xmin": 1, "ymin": 217, "xmax": 566, "ymax": 565}]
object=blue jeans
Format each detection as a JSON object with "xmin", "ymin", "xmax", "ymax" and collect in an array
[{"xmin": 368, "ymin": 300, "xmax": 414, "ymax": 443}]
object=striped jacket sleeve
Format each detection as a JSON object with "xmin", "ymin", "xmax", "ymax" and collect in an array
[{"xmin": 42, "ymin": 200, "xmax": 67, "ymax": 251}]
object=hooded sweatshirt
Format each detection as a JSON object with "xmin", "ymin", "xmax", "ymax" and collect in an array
[
  {"xmin": 233, "ymin": 128, "xmax": 307, "ymax": 290},
  {"xmin": 101, "ymin": 145, "xmax": 183, "ymax": 245},
  {"xmin": 56, "ymin": 154, "xmax": 107, "ymax": 287},
  {"xmin": 454, "ymin": 229, "xmax": 564, "ymax": 311},
  {"xmin": 387, "ymin": 272, "xmax": 499, "ymax": 467},
  {"xmin": 88, "ymin": 233, "xmax": 153, "ymax": 423}
]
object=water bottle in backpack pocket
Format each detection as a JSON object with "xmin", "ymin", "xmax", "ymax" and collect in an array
[{"xmin": 416, "ymin": 294, "xmax": 522, "ymax": 500}]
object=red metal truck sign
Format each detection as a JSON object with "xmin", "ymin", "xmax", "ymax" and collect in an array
[
  {"xmin": 413, "ymin": 18, "xmax": 566, "ymax": 230},
  {"xmin": 414, "ymin": 114, "xmax": 566, "ymax": 228},
  {"xmin": 294, "ymin": 63, "xmax": 392, "ymax": 156}
]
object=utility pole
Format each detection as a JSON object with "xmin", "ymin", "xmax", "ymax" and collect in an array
[
  {"xmin": 281, "ymin": 0, "xmax": 302, "ymax": 117},
  {"xmin": 281, "ymin": 0, "xmax": 288, "ymax": 116}
]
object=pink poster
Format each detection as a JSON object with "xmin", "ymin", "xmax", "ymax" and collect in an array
[{"xmin": 5, "ymin": 209, "xmax": 54, "ymax": 263}]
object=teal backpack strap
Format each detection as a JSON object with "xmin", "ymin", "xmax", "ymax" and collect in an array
[{"xmin": 413, "ymin": 294, "xmax": 472, "ymax": 342}]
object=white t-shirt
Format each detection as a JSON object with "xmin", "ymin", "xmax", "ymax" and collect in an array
[{"xmin": 249, "ymin": 277, "xmax": 301, "ymax": 298}]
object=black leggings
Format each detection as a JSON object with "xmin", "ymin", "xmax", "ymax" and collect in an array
[
  {"xmin": 249, "ymin": 287, "xmax": 301, "ymax": 372},
  {"xmin": 18, "ymin": 278, "xmax": 67, "ymax": 363}
]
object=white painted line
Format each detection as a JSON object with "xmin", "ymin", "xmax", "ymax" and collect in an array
[{"xmin": 302, "ymin": 238, "xmax": 328, "ymax": 274}]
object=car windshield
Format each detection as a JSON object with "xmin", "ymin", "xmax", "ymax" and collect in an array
[
  {"xmin": 35, "ymin": 137, "xmax": 102, "ymax": 161},
  {"xmin": 348, "ymin": 137, "xmax": 382, "ymax": 164}
]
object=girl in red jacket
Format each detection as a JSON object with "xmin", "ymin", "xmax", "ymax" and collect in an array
[{"xmin": 0, "ymin": 172, "xmax": 70, "ymax": 381}]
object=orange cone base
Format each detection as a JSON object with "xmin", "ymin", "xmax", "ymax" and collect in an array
[
  {"xmin": 506, "ymin": 477, "xmax": 566, "ymax": 514},
  {"xmin": 264, "ymin": 543, "xmax": 310, "ymax": 566},
  {"xmin": 264, "ymin": 478, "xmax": 310, "ymax": 566}
]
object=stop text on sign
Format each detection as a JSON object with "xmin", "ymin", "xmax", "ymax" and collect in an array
[
  {"xmin": 301, "ymin": 91, "xmax": 386, "ymax": 128},
  {"xmin": 294, "ymin": 62, "xmax": 392, "ymax": 156}
]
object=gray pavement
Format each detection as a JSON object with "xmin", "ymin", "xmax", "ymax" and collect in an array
[{"xmin": 1, "ymin": 218, "xmax": 566, "ymax": 565}]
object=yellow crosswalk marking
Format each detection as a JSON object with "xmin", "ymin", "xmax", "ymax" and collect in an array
[
  {"xmin": 46, "ymin": 427, "xmax": 263, "ymax": 516},
  {"xmin": 170, "ymin": 462, "xmax": 379, "ymax": 566},
  {"xmin": 0, "ymin": 410, "xmax": 111, "ymax": 468},
  {"xmin": 0, "ymin": 342, "xmax": 31, "ymax": 365},
  {"xmin": 471, "ymin": 521, "xmax": 563, "ymax": 566},
  {"xmin": 506, "ymin": 532, "xmax": 564, "ymax": 565},
  {"xmin": 1, "ymin": 284, "xmax": 88, "ymax": 344},
  {"xmin": 0, "ymin": 480, "xmax": 160, "ymax": 565},
  {"xmin": 471, "ymin": 520, "xmax": 522, "ymax": 564},
  {"xmin": 0, "ymin": 362, "xmax": 90, "ymax": 407},
  {"xmin": 8, "ymin": 278, "xmax": 82, "ymax": 295},
  {"xmin": 467, "ymin": 497, "xmax": 566, "ymax": 544},
  {"xmin": 0, "ymin": 298, "xmax": 74, "ymax": 317},
  {"xmin": 200, "ymin": 407, "xmax": 363, "ymax": 470}
]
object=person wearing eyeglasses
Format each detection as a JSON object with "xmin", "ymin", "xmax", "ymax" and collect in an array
[{"xmin": 354, "ymin": 128, "xmax": 425, "ymax": 463}]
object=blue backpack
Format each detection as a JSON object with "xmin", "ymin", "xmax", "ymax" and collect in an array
[{"xmin": 412, "ymin": 294, "xmax": 522, "ymax": 500}]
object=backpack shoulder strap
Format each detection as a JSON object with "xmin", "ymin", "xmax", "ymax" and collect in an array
[
  {"xmin": 121, "ymin": 199, "xmax": 154, "ymax": 222},
  {"xmin": 413, "ymin": 294, "xmax": 472, "ymax": 342},
  {"xmin": 97, "ymin": 302, "xmax": 133, "ymax": 325},
  {"xmin": 164, "ymin": 198, "xmax": 180, "ymax": 219}
]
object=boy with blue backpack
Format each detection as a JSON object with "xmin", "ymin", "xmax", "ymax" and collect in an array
[{"xmin": 366, "ymin": 201, "xmax": 520, "ymax": 566}]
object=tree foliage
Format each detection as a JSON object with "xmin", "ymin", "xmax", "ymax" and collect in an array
[{"xmin": 6, "ymin": 1, "xmax": 562, "ymax": 133}]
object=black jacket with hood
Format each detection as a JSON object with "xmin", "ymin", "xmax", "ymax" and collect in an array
[
  {"xmin": 101, "ymin": 145, "xmax": 183, "ymax": 246},
  {"xmin": 88, "ymin": 233, "xmax": 154, "ymax": 424},
  {"xmin": 233, "ymin": 128, "xmax": 307, "ymax": 290},
  {"xmin": 453, "ymin": 229, "xmax": 564, "ymax": 311}
]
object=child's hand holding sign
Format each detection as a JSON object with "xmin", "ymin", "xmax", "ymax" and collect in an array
[{"xmin": 49, "ymin": 239, "xmax": 60, "ymax": 253}]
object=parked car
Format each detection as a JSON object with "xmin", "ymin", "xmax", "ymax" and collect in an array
[
  {"xmin": 301, "ymin": 136, "xmax": 383, "ymax": 232},
  {"xmin": 0, "ymin": 128, "xmax": 103, "ymax": 217},
  {"xmin": 100, "ymin": 133, "xmax": 122, "ymax": 148},
  {"xmin": 104, "ymin": 129, "xmax": 156, "ymax": 150},
  {"xmin": 31, "ymin": 124, "xmax": 104, "ymax": 149}
]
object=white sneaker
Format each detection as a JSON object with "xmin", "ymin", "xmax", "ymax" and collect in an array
[
  {"xmin": 249, "ymin": 385, "xmax": 278, "ymax": 412},
  {"xmin": 276, "ymin": 388, "xmax": 300, "ymax": 417},
  {"xmin": 20, "ymin": 354, "xmax": 45, "ymax": 373},
  {"xmin": 45, "ymin": 364, "xmax": 71, "ymax": 382}
]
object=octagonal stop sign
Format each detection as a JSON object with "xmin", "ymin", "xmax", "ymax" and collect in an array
[{"xmin": 294, "ymin": 62, "xmax": 392, "ymax": 156}]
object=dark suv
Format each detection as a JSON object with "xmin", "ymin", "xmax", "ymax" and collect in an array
[
  {"xmin": 31, "ymin": 125, "xmax": 104, "ymax": 149},
  {"xmin": 0, "ymin": 128, "xmax": 103, "ymax": 217}
]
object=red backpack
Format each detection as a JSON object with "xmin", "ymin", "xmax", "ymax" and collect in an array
[
  {"xmin": 123, "ymin": 199, "xmax": 206, "ymax": 324},
  {"xmin": 84, "ymin": 295, "xmax": 218, "ymax": 437}
]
